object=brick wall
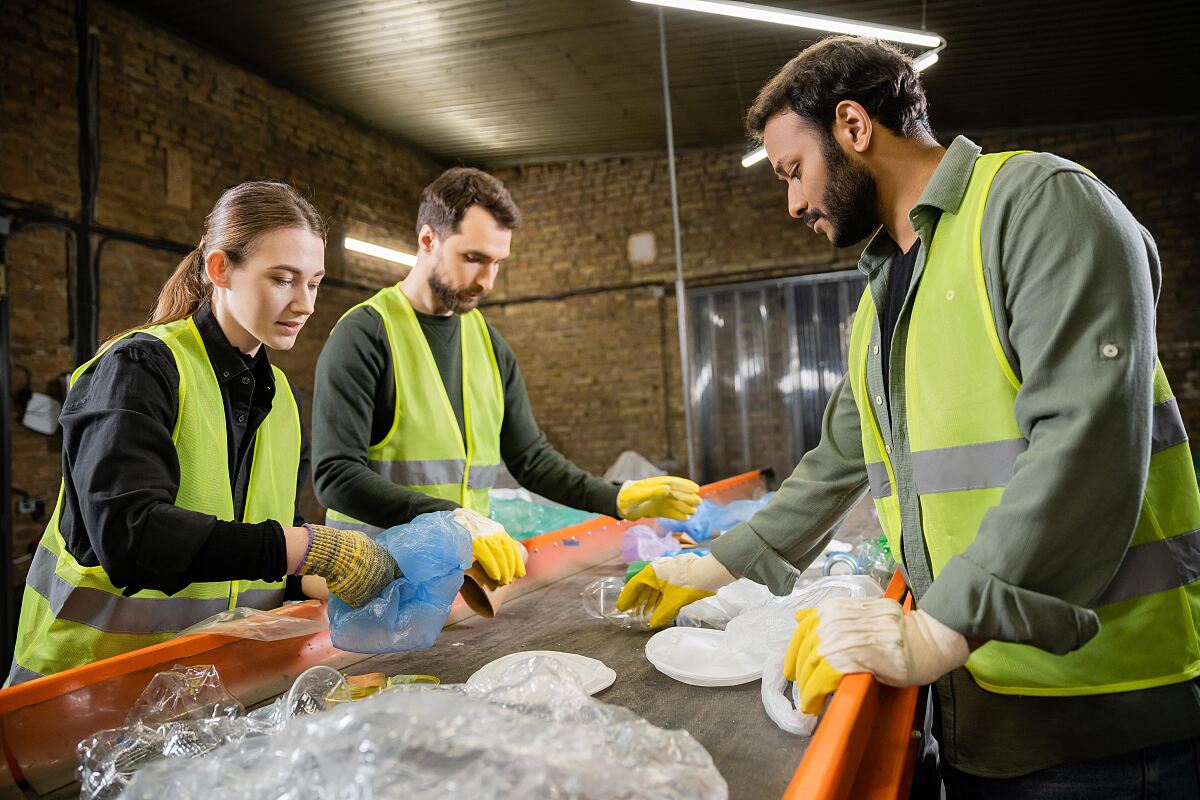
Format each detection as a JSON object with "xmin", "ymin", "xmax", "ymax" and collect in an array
[{"xmin": 1, "ymin": 0, "xmax": 443, "ymax": 568}]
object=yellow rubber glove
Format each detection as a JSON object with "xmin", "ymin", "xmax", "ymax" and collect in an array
[
  {"xmin": 296, "ymin": 524, "xmax": 400, "ymax": 608},
  {"xmin": 784, "ymin": 597, "xmax": 971, "ymax": 715},
  {"xmin": 617, "ymin": 476, "xmax": 702, "ymax": 521},
  {"xmin": 616, "ymin": 553, "xmax": 735, "ymax": 628},
  {"xmin": 453, "ymin": 508, "xmax": 526, "ymax": 586}
]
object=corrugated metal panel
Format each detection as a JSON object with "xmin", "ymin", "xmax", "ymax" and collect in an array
[{"xmin": 117, "ymin": 0, "xmax": 1199, "ymax": 164}]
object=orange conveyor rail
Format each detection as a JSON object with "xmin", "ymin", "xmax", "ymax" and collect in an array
[
  {"xmin": 0, "ymin": 471, "xmax": 767, "ymax": 797},
  {"xmin": 782, "ymin": 570, "xmax": 923, "ymax": 800}
]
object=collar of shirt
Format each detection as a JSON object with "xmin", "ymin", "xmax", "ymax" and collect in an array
[
  {"xmin": 857, "ymin": 135, "xmax": 984, "ymax": 276},
  {"xmin": 193, "ymin": 303, "xmax": 275, "ymax": 392}
]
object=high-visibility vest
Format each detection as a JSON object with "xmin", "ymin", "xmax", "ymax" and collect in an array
[
  {"xmin": 848, "ymin": 151, "xmax": 1200, "ymax": 696},
  {"xmin": 325, "ymin": 285, "xmax": 504, "ymax": 535},
  {"xmin": 9, "ymin": 316, "xmax": 299, "ymax": 684}
]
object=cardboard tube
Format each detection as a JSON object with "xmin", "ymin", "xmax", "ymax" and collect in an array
[{"xmin": 459, "ymin": 542, "xmax": 530, "ymax": 618}]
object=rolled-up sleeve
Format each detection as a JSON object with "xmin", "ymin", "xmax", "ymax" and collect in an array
[
  {"xmin": 711, "ymin": 373, "xmax": 869, "ymax": 594},
  {"xmin": 919, "ymin": 166, "xmax": 1160, "ymax": 653}
]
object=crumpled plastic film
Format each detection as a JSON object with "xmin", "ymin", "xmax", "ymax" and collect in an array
[
  {"xmin": 488, "ymin": 488, "xmax": 598, "ymax": 539},
  {"xmin": 328, "ymin": 510, "xmax": 473, "ymax": 653},
  {"xmin": 658, "ymin": 493, "xmax": 775, "ymax": 542},
  {"xmin": 761, "ymin": 643, "xmax": 819, "ymax": 736},
  {"xmin": 123, "ymin": 656, "xmax": 728, "ymax": 800},
  {"xmin": 174, "ymin": 602, "xmax": 327, "ymax": 641},
  {"xmin": 619, "ymin": 524, "xmax": 681, "ymax": 563},
  {"xmin": 76, "ymin": 664, "xmax": 350, "ymax": 800}
]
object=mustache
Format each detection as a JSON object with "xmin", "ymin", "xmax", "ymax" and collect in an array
[{"xmin": 802, "ymin": 210, "xmax": 822, "ymax": 227}]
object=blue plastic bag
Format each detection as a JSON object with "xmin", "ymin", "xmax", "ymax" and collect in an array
[
  {"xmin": 328, "ymin": 511, "xmax": 473, "ymax": 654},
  {"xmin": 657, "ymin": 493, "xmax": 775, "ymax": 542}
]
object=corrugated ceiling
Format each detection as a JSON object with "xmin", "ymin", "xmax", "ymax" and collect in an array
[{"xmin": 116, "ymin": 0, "xmax": 1199, "ymax": 165}]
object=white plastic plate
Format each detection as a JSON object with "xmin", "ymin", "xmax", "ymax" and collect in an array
[
  {"xmin": 644, "ymin": 627, "xmax": 762, "ymax": 687},
  {"xmin": 466, "ymin": 650, "xmax": 617, "ymax": 695}
]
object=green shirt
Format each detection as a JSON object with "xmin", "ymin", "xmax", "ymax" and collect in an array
[
  {"xmin": 312, "ymin": 305, "xmax": 620, "ymax": 527},
  {"xmin": 711, "ymin": 136, "xmax": 1200, "ymax": 777}
]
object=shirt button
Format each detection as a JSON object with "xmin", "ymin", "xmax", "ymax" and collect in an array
[
  {"xmin": 242, "ymin": 376, "xmax": 251, "ymax": 385},
  {"xmin": 1101, "ymin": 343, "xmax": 1120, "ymax": 359},
  {"xmin": 872, "ymin": 345, "xmax": 880, "ymax": 355},
  {"xmin": 875, "ymin": 395, "xmax": 884, "ymax": 406},
  {"xmin": 222, "ymin": 371, "xmax": 229, "ymax": 378},
  {"xmin": 237, "ymin": 414, "xmax": 246, "ymax": 423}
]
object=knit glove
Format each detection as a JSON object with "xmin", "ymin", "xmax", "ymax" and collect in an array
[{"xmin": 296, "ymin": 524, "xmax": 401, "ymax": 608}]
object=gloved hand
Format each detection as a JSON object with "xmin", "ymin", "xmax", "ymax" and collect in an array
[
  {"xmin": 784, "ymin": 596, "xmax": 970, "ymax": 715},
  {"xmin": 617, "ymin": 476, "xmax": 701, "ymax": 521},
  {"xmin": 616, "ymin": 553, "xmax": 735, "ymax": 628},
  {"xmin": 296, "ymin": 524, "xmax": 401, "ymax": 608},
  {"xmin": 453, "ymin": 507, "xmax": 526, "ymax": 586}
]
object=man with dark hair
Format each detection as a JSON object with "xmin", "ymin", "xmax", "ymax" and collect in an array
[
  {"xmin": 313, "ymin": 167, "xmax": 700, "ymax": 595},
  {"xmin": 620, "ymin": 36, "xmax": 1200, "ymax": 796}
]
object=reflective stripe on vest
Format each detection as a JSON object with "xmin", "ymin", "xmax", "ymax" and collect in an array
[
  {"xmin": 848, "ymin": 151, "xmax": 1200, "ymax": 697},
  {"xmin": 9, "ymin": 317, "xmax": 299, "ymax": 684},
  {"xmin": 324, "ymin": 285, "xmax": 504, "ymax": 533}
]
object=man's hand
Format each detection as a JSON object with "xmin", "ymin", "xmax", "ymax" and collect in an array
[{"xmin": 617, "ymin": 476, "xmax": 702, "ymax": 521}]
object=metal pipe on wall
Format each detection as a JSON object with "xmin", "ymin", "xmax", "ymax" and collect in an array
[{"xmin": 656, "ymin": 8, "xmax": 697, "ymax": 479}]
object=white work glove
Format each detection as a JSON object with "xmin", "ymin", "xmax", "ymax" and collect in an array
[
  {"xmin": 785, "ymin": 596, "xmax": 969, "ymax": 715},
  {"xmin": 453, "ymin": 508, "xmax": 526, "ymax": 586}
]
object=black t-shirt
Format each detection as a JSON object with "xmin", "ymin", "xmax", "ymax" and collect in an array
[{"xmin": 880, "ymin": 242, "xmax": 919, "ymax": 399}]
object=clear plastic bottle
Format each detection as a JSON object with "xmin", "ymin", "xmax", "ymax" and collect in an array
[{"xmin": 581, "ymin": 577, "xmax": 654, "ymax": 631}]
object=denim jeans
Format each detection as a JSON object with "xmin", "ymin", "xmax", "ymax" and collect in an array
[{"xmin": 942, "ymin": 738, "xmax": 1200, "ymax": 799}]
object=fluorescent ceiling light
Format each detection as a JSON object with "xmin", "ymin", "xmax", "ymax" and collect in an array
[
  {"xmin": 740, "ymin": 46, "xmax": 942, "ymax": 168},
  {"xmin": 632, "ymin": 0, "xmax": 942, "ymax": 49},
  {"xmin": 344, "ymin": 236, "xmax": 417, "ymax": 267}
]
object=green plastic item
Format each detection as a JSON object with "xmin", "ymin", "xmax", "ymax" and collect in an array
[
  {"xmin": 489, "ymin": 497, "xmax": 598, "ymax": 541},
  {"xmin": 626, "ymin": 560, "xmax": 650, "ymax": 582}
]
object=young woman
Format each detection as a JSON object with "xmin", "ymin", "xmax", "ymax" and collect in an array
[{"xmin": 9, "ymin": 181, "xmax": 398, "ymax": 685}]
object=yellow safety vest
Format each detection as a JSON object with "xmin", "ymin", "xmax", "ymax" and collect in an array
[
  {"xmin": 325, "ymin": 285, "xmax": 504, "ymax": 535},
  {"xmin": 849, "ymin": 151, "xmax": 1200, "ymax": 696},
  {"xmin": 9, "ymin": 316, "xmax": 299, "ymax": 684}
]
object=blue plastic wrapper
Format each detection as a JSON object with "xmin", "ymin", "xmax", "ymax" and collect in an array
[
  {"xmin": 328, "ymin": 511, "xmax": 473, "ymax": 654},
  {"xmin": 658, "ymin": 493, "xmax": 775, "ymax": 542}
]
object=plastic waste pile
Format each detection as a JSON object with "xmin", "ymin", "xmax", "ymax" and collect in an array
[
  {"xmin": 77, "ymin": 664, "xmax": 351, "ymax": 800},
  {"xmin": 328, "ymin": 510, "xmax": 472, "ymax": 653},
  {"xmin": 674, "ymin": 575, "xmax": 884, "ymax": 736},
  {"xmin": 658, "ymin": 493, "xmax": 775, "ymax": 542},
  {"xmin": 488, "ymin": 487, "xmax": 598, "ymax": 540},
  {"xmin": 120, "ymin": 657, "xmax": 728, "ymax": 800}
]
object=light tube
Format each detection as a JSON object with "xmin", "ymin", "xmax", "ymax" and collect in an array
[{"xmin": 344, "ymin": 236, "xmax": 417, "ymax": 267}]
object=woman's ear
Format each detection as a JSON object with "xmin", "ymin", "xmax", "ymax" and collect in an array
[{"xmin": 205, "ymin": 250, "xmax": 232, "ymax": 289}]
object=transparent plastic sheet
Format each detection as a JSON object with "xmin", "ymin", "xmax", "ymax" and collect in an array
[
  {"xmin": 123, "ymin": 656, "xmax": 728, "ymax": 800},
  {"xmin": 174, "ymin": 602, "xmax": 327, "ymax": 641},
  {"xmin": 760, "ymin": 644, "xmax": 819, "ymax": 736},
  {"xmin": 76, "ymin": 664, "xmax": 352, "ymax": 800},
  {"xmin": 488, "ymin": 489, "xmax": 598, "ymax": 540},
  {"xmin": 619, "ymin": 524, "xmax": 681, "ymax": 563},
  {"xmin": 581, "ymin": 576, "xmax": 653, "ymax": 631},
  {"xmin": 658, "ymin": 493, "xmax": 775, "ymax": 542},
  {"xmin": 328, "ymin": 510, "xmax": 473, "ymax": 653}
]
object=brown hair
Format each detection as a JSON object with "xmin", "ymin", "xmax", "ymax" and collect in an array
[
  {"xmin": 103, "ymin": 181, "xmax": 326, "ymax": 349},
  {"xmin": 416, "ymin": 167, "xmax": 521, "ymax": 238},
  {"xmin": 745, "ymin": 36, "xmax": 933, "ymax": 143}
]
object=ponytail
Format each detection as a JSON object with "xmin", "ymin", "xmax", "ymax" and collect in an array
[{"xmin": 97, "ymin": 181, "xmax": 325, "ymax": 353}]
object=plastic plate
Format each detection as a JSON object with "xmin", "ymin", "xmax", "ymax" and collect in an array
[
  {"xmin": 466, "ymin": 650, "xmax": 617, "ymax": 695},
  {"xmin": 644, "ymin": 627, "xmax": 762, "ymax": 687}
]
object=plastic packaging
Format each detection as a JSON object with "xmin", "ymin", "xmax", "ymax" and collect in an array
[
  {"xmin": 488, "ymin": 488, "xmax": 598, "ymax": 539},
  {"xmin": 581, "ymin": 576, "xmax": 653, "ymax": 630},
  {"xmin": 822, "ymin": 535, "xmax": 896, "ymax": 588},
  {"xmin": 620, "ymin": 524, "xmax": 681, "ymax": 562},
  {"xmin": 175, "ymin": 602, "xmax": 327, "ymax": 641},
  {"xmin": 328, "ymin": 510, "xmax": 473, "ymax": 653},
  {"xmin": 658, "ymin": 493, "xmax": 775, "ymax": 542},
  {"xmin": 468, "ymin": 650, "xmax": 616, "ymax": 695},
  {"xmin": 123, "ymin": 656, "xmax": 728, "ymax": 800},
  {"xmin": 77, "ymin": 664, "xmax": 351, "ymax": 800},
  {"xmin": 761, "ymin": 644, "xmax": 819, "ymax": 736}
]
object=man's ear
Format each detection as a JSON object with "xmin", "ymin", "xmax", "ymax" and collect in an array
[
  {"xmin": 834, "ymin": 100, "xmax": 873, "ymax": 154},
  {"xmin": 418, "ymin": 224, "xmax": 439, "ymax": 254}
]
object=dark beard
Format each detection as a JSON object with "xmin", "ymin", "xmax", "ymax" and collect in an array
[
  {"xmin": 807, "ymin": 137, "xmax": 880, "ymax": 248},
  {"xmin": 428, "ymin": 271, "xmax": 482, "ymax": 314}
]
